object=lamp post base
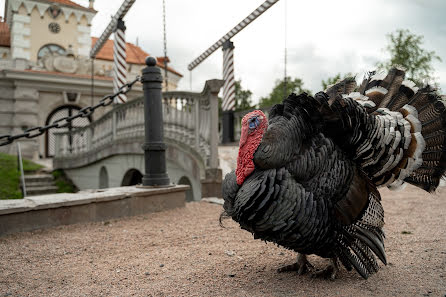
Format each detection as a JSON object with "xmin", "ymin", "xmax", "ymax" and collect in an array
[
  {"xmin": 142, "ymin": 174, "xmax": 171, "ymax": 187},
  {"xmin": 137, "ymin": 183, "xmax": 174, "ymax": 189}
]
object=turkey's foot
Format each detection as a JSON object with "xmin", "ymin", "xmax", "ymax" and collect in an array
[
  {"xmin": 311, "ymin": 258, "xmax": 339, "ymax": 280},
  {"xmin": 278, "ymin": 254, "xmax": 313, "ymax": 275}
]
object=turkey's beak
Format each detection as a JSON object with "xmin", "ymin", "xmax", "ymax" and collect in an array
[{"xmin": 239, "ymin": 125, "xmax": 249, "ymax": 148}]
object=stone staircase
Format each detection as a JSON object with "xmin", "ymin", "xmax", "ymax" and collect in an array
[{"xmin": 22, "ymin": 173, "xmax": 58, "ymax": 197}]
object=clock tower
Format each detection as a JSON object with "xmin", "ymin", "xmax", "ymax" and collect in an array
[{"xmin": 4, "ymin": 0, "xmax": 96, "ymax": 62}]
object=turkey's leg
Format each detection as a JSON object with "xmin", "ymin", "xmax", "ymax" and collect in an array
[
  {"xmin": 311, "ymin": 258, "xmax": 339, "ymax": 280},
  {"xmin": 278, "ymin": 254, "xmax": 313, "ymax": 275}
]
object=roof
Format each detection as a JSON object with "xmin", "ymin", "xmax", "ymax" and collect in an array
[
  {"xmin": 0, "ymin": 21, "xmax": 10, "ymax": 47},
  {"xmin": 46, "ymin": 0, "xmax": 96, "ymax": 12},
  {"xmin": 92, "ymin": 37, "xmax": 183, "ymax": 77}
]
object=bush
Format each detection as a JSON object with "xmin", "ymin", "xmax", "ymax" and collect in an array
[{"xmin": 52, "ymin": 169, "xmax": 78, "ymax": 193}]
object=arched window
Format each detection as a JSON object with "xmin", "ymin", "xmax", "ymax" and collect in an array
[
  {"xmin": 99, "ymin": 167, "xmax": 109, "ymax": 189},
  {"xmin": 37, "ymin": 44, "xmax": 66, "ymax": 60}
]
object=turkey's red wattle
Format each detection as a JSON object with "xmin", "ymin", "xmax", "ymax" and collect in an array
[{"xmin": 236, "ymin": 110, "xmax": 267, "ymax": 185}]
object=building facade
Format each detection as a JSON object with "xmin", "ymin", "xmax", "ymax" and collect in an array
[{"xmin": 0, "ymin": 0, "xmax": 182, "ymax": 159}]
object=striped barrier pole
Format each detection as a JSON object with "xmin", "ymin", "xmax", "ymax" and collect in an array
[
  {"xmin": 222, "ymin": 40, "xmax": 235, "ymax": 143},
  {"xmin": 113, "ymin": 18, "xmax": 128, "ymax": 104},
  {"xmin": 187, "ymin": 0, "xmax": 279, "ymax": 71}
]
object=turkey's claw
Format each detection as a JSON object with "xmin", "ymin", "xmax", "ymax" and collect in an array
[
  {"xmin": 311, "ymin": 258, "xmax": 339, "ymax": 280},
  {"xmin": 278, "ymin": 254, "xmax": 313, "ymax": 275}
]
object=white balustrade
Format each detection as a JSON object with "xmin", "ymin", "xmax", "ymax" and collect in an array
[{"xmin": 54, "ymin": 80, "xmax": 224, "ymax": 169}]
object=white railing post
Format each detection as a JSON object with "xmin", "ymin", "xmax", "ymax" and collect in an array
[
  {"xmin": 87, "ymin": 127, "xmax": 92, "ymax": 150},
  {"xmin": 194, "ymin": 99, "xmax": 200, "ymax": 150},
  {"xmin": 112, "ymin": 108, "xmax": 117, "ymax": 140},
  {"xmin": 202, "ymin": 79, "xmax": 224, "ymax": 168}
]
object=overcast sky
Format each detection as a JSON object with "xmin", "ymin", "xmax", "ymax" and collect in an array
[{"xmin": 2, "ymin": 0, "xmax": 445, "ymax": 103}]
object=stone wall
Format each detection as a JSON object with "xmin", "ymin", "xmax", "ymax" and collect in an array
[
  {"xmin": 0, "ymin": 185, "xmax": 188, "ymax": 235},
  {"xmin": 61, "ymin": 140, "xmax": 205, "ymax": 201}
]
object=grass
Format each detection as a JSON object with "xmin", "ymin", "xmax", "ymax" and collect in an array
[
  {"xmin": 0, "ymin": 152, "xmax": 43, "ymax": 199},
  {"xmin": 52, "ymin": 169, "xmax": 77, "ymax": 193}
]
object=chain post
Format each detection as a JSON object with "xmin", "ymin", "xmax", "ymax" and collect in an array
[{"xmin": 141, "ymin": 57, "xmax": 171, "ymax": 186}]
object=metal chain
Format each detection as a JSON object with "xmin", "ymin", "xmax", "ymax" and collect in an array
[{"xmin": 0, "ymin": 76, "xmax": 141, "ymax": 147}]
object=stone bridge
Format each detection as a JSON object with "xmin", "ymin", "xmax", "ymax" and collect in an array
[{"xmin": 53, "ymin": 80, "xmax": 224, "ymax": 201}]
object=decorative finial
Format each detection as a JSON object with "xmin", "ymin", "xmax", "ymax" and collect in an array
[{"xmin": 146, "ymin": 56, "xmax": 157, "ymax": 67}]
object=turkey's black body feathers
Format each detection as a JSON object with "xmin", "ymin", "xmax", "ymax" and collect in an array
[{"xmin": 222, "ymin": 67, "xmax": 446, "ymax": 279}]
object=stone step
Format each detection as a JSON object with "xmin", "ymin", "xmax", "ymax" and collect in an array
[
  {"xmin": 24, "ymin": 180, "xmax": 56, "ymax": 188},
  {"xmin": 26, "ymin": 186, "xmax": 59, "ymax": 197},
  {"xmin": 23, "ymin": 174, "xmax": 54, "ymax": 183}
]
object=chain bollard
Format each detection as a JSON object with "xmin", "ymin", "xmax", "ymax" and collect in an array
[{"xmin": 140, "ymin": 57, "xmax": 171, "ymax": 187}]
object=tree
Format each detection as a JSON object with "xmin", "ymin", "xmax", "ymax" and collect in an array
[
  {"xmin": 258, "ymin": 77, "xmax": 310, "ymax": 108},
  {"xmin": 377, "ymin": 29, "xmax": 442, "ymax": 85},
  {"xmin": 234, "ymin": 80, "xmax": 253, "ymax": 111},
  {"xmin": 321, "ymin": 73, "xmax": 354, "ymax": 91},
  {"xmin": 218, "ymin": 80, "xmax": 253, "ymax": 113}
]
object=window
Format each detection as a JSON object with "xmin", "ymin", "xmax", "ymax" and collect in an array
[{"xmin": 37, "ymin": 44, "xmax": 66, "ymax": 60}]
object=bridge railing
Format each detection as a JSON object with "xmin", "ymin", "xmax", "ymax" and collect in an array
[{"xmin": 54, "ymin": 79, "xmax": 223, "ymax": 169}]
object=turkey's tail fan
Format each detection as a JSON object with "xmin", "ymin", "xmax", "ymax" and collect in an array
[
  {"xmin": 322, "ymin": 66, "xmax": 446, "ymax": 192},
  {"xmin": 358, "ymin": 67, "xmax": 446, "ymax": 192},
  {"xmin": 325, "ymin": 77, "xmax": 357, "ymax": 103}
]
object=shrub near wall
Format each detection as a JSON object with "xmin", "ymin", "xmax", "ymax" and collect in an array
[{"xmin": 52, "ymin": 169, "xmax": 78, "ymax": 193}]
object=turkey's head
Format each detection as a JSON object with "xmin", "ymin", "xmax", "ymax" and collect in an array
[{"xmin": 236, "ymin": 110, "xmax": 268, "ymax": 185}]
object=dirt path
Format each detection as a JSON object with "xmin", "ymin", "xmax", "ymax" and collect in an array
[{"xmin": 0, "ymin": 185, "xmax": 445, "ymax": 296}]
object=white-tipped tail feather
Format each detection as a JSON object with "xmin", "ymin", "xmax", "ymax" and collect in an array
[{"xmin": 402, "ymin": 79, "xmax": 419, "ymax": 94}]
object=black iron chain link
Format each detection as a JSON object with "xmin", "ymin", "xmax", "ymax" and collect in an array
[{"xmin": 0, "ymin": 76, "xmax": 141, "ymax": 146}]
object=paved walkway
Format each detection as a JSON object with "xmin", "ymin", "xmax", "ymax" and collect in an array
[{"xmin": 0, "ymin": 185, "xmax": 444, "ymax": 296}]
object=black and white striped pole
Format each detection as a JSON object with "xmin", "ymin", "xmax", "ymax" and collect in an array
[
  {"xmin": 113, "ymin": 18, "xmax": 128, "ymax": 104},
  {"xmin": 222, "ymin": 40, "xmax": 235, "ymax": 143},
  {"xmin": 90, "ymin": 0, "xmax": 136, "ymax": 58},
  {"xmin": 187, "ymin": 0, "xmax": 279, "ymax": 143}
]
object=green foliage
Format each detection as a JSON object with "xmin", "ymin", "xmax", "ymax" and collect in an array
[
  {"xmin": 52, "ymin": 169, "xmax": 77, "ymax": 193},
  {"xmin": 377, "ymin": 29, "xmax": 442, "ymax": 85},
  {"xmin": 258, "ymin": 77, "xmax": 311, "ymax": 108},
  {"xmin": 234, "ymin": 80, "xmax": 253, "ymax": 111},
  {"xmin": 321, "ymin": 73, "xmax": 354, "ymax": 91},
  {"xmin": 0, "ymin": 152, "xmax": 43, "ymax": 199},
  {"xmin": 52, "ymin": 169, "xmax": 63, "ymax": 179}
]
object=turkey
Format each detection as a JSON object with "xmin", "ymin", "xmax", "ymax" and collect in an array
[{"xmin": 221, "ymin": 66, "xmax": 446, "ymax": 279}]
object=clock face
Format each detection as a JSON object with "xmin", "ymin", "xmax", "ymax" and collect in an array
[{"xmin": 48, "ymin": 22, "xmax": 61, "ymax": 34}]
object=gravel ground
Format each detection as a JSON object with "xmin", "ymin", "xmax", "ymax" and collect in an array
[{"xmin": 0, "ymin": 185, "xmax": 445, "ymax": 297}]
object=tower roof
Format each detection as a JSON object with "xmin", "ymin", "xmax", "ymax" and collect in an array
[
  {"xmin": 43, "ymin": 0, "xmax": 96, "ymax": 12},
  {"xmin": 92, "ymin": 37, "xmax": 183, "ymax": 77}
]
